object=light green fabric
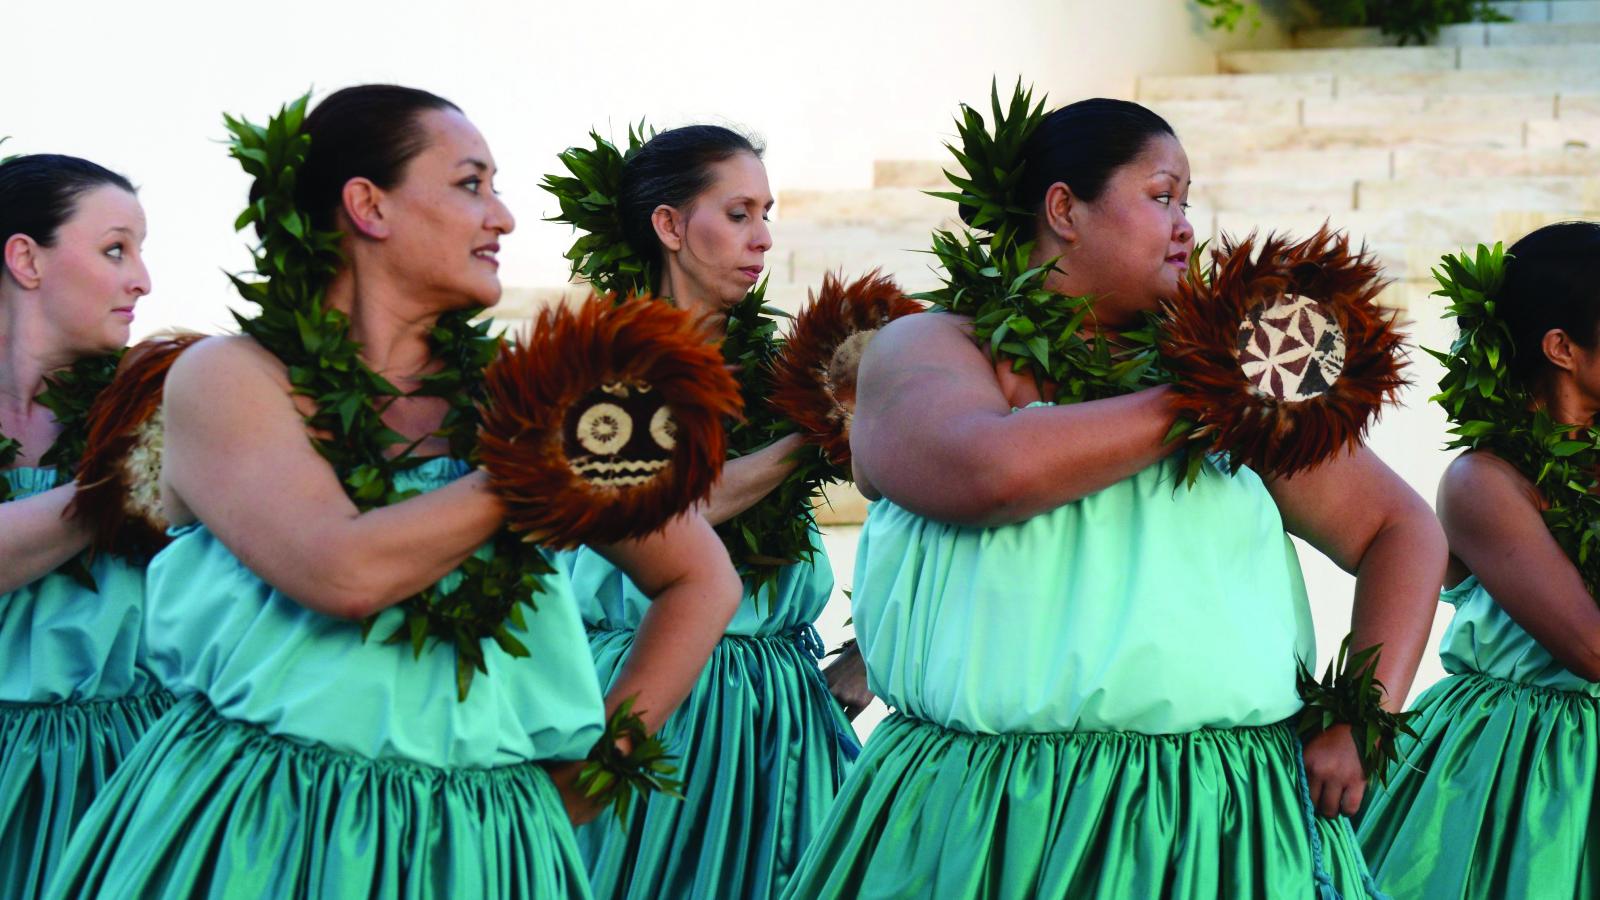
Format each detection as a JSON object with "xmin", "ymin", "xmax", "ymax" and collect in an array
[
  {"xmin": 1356, "ymin": 576, "xmax": 1600, "ymax": 898},
  {"xmin": 786, "ymin": 439, "xmax": 1381, "ymax": 899},
  {"xmin": 782, "ymin": 714, "xmax": 1377, "ymax": 900},
  {"xmin": 0, "ymin": 467, "xmax": 174, "ymax": 900},
  {"xmin": 45, "ymin": 458, "xmax": 602, "ymax": 898},
  {"xmin": 854, "ymin": 454, "xmax": 1315, "ymax": 735},
  {"xmin": 562, "ymin": 528, "xmax": 861, "ymax": 899},
  {"xmin": 0, "ymin": 468, "xmax": 163, "ymax": 703},
  {"xmin": 144, "ymin": 457, "xmax": 604, "ymax": 768},
  {"xmin": 48, "ymin": 696, "xmax": 589, "ymax": 899}
]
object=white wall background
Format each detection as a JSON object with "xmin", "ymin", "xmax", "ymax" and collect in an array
[
  {"xmin": 13, "ymin": 1, "xmax": 1466, "ymax": 743},
  {"xmin": 2, "ymin": 0, "xmax": 1284, "ymax": 339}
]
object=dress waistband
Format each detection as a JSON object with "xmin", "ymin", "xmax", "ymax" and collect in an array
[{"xmin": 588, "ymin": 622, "xmax": 827, "ymax": 660}]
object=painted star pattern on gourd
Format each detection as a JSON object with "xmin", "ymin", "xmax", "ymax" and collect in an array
[{"xmin": 1235, "ymin": 294, "xmax": 1347, "ymax": 403}]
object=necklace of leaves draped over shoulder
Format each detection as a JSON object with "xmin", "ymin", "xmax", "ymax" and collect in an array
[
  {"xmin": 542, "ymin": 125, "xmax": 836, "ymax": 601},
  {"xmin": 1431, "ymin": 242, "xmax": 1600, "ymax": 596},
  {"xmin": 224, "ymin": 95, "xmax": 554, "ymax": 702}
]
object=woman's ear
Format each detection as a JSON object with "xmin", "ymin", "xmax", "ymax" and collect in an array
[
  {"xmin": 2, "ymin": 234, "xmax": 43, "ymax": 290},
  {"xmin": 340, "ymin": 177, "xmax": 390, "ymax": 239},
  {"xmin": 1543, "ymin": 328, "xmax": 1579, "ymax": 373},
  {"xmin": 651, "ymin": 204, "xmax": 685, "ymax": 253},
  {"xmin": 1040, "ymin": 182, "xmax": 1080, "ymax": 247}
]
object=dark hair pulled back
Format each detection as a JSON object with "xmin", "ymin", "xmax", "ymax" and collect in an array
[
  {"xmin": 1018, "ymin": 98, "xmax": 1175, "ymax": 227},
  {"xmin": 1499, "ymin": 221, "xmax": 1600, "ymax": 386},
  {"xmin": 292, "ymin": 84, "xmax": 461, "ymax": 233},
  {"xmin": 0, "ymin": 154, "xmax": 135, "ymax": 250},
  {"xmin": 618, "ymin": 125, "xmax": 763, "ymax": 287}
]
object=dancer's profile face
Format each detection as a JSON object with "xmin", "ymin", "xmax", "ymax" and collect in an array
[
  {"xmin": 375, "ymin": 108, "xmax": 515, "ymax": 311},
  {"xmin": 1059, "ymin": 133, "xmax": 1195, "ymax": 328},
  {"xmin": 25, "ymin": 186, "xmax": 149, "ymax": 354},
  {"xmin": 656, "ymin": 151, "xmax": 773, "ymax": 328}
]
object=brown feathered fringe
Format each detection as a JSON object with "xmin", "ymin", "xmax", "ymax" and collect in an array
[
  {"xmin": 1162, "ymin": 226, "xmax": 1409, "ymax": 480},
  {"xmin": 478, "ymin": 294, "xmax": 743, "ymax": 548},
  {"xmin": 69, "ymin": 332, "xmax": 204, "ymax": 561},
  {"xmin": 769, "ymin": 270, "xmax": 923, "ymax": 469}
]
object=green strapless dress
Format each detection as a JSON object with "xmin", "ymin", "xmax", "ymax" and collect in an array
[
  {"xmin": 1356, "ymin": 576, "xmax": 1600, "ymax": 899},
  {"xmin": 561, "ymin": 524, "xmax": 860, "ymax": 900},
  {"xmin": 46, "ymin": 458, "xmax": 604, "ymax": 899},
  {"xmin": 782, "ymin": 444, "xmax": 1385, "ymax": 899},
  {"xmin": 0, "ymin": 467, "xmax": 174, "ymax": 900}
]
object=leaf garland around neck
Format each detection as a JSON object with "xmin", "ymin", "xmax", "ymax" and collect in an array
[
  {"xmin": 1429, "ymin": 242, "xmax": 1600, "ymax": 596},
  {"xmin": 0, "ymin": 353, "xmax": 121, "ymax": 502},
  {"xmin": 0, "ymin": 353, "xmax": 119, "ymax": 588},
  {"xmin": 545, "ymin": 126, "xmax": 831, "ymax": 598},
  {"xmin": 225, "ymin": 93, "xmax": 553, "ymax": 701},
  {"xmin": 716, "ymin": 281, "xmax": 835, "ymax": 599},
  {"xmin": 541, "ymin": 122, "xmax": 654, "ymax": 298},
  {"xmin": 915, "ymin": 81, "xmax": 1196, "ymax": 478}
]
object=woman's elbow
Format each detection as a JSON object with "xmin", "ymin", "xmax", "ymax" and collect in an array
[{"xmin": 286, "ymin": 545, "xmax": 400, "ymax": 620}]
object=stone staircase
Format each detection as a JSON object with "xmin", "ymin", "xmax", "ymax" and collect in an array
[
  {"xmin": 491, "ymin": 8, "xmax": 1599, "ymax": 530},
  {"xmin": 768, "ymin": 20, "xmax": 1600, "ymax": 321},
  {"xmin": 760, "ymin": 7, "xmax": 1600, "ymax": 527}
]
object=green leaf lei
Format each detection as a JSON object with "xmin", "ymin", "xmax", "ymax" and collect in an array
[
  {"xmin": 915, "ymin": 81, "xmax": 1198, "ymax": 480},
  {"xmin": 0, "ymin": 354, "xmax": 119, "ymax": 503},
  {"xmin": 224, "ymin": 94, "xmax": 554, "ymax": 701},
  {"xmin": 577, "ymin": 696, "xmax": 685, "ymax": 822},
  {"xmin": 0, "ymin": 355, "xmax": 119, "ymax": 588},
  {"xmin": 1429, "ymin": 242, "xmax": 1600, "ymax": 595},
  {"xmin": 1295, "ymin": 635, "xmax": 1419, "ymax": 783},
  {"xmin": 542, "ymin": 125, "xmax": 830, "ymax": 599}
]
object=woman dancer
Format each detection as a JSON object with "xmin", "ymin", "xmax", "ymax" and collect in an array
[
  {"xmin": 1357, "ymin": 222, "xmax": 1600, "ymax": 898},
  {"xmin": 550, "ymin": 124, "xmax": 861, "ymax": 899},
  {"xmin": 48, "ymin": 85, "xmax": 740, "ymax": 898},
  {"xmin": 0, "ymin": 153, "xmax": 172, "ymax": 899},
  {"xmin": 783, "ymin": 97, "xmax": 1444, "ymax": 899}
]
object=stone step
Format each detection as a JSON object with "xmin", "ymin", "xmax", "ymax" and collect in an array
[
  {"xmin": 489, "ymin": 285, "xmax": 579, "ymax": 322},
  {"xmin": 778, "ymin": 188, "xmax": 958, "ymax": 227},
  {"xmin": 1212, "ymin": 207, "xmax": 1600, "ymax": 279},
  {"xmin": 1142, "ymin": 98, "xmax": 1302, "ymax": 132},
  {"xmin": 1220, "ymin": 43, "xmax": 1600, "ymax": 75},
  {"xmin": 1179, "ymin": 119, "xmax": 1526, "ymax": 153},
  {"xmin": 1358, "ymin": 175, "xmax": 1600, "ymax": 210},
  {"xmin": 1339, "ymin": 67, "xmax": 1600, "ymax": 96},
  {"xmin": 813, "ymin": 482, "xmax": 869, "ymax": 527},
  {"xmin": 1222, "ymin": 46, "xmax": 1459, "ymax": 75},
  {"xmin": 1295, "ymin": 20, "xmax": 1600, "ymax": 48},
  {"xmin": 777, "ymin": 179, "xmax": 1350, "ymax": 230},
  {"xmin": 1496, "ymin": 1, "xmax": 1600, "ymax": 23},
  {"xmin": 1392, "ymin": 144, "xmax": 1600, "ymax": 176},
  {"xmin": 1149, "ymin": 92, "xmax": 1564, "ymax": 129},
  {"xmin": 1142, "ymin": 68, "xmax": 1600, "ymax": 101},
  {"xmin": 1301, "ymin": 91, "xmax": 1560, "ymax": 125},
  {"xmin": 1528, "ymin": 117, "xmax": 1600, "ymax": 146},
  {"xmin": 1138, "ymin": 73, "xmax": 1335, "ymax": 102},
  {"xmin": 874, "ymin": 149, "xmax": 1396, "ymax": 188}
]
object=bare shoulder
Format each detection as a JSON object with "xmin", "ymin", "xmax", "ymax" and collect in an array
[
  {"xmin": 166, "ymin": 334, "xmax": 289, "ymax": 398},
  {"xmin": 869, "ymin": 310, "xmax": 974, "ymax": 357},
  {"xmin": 1439, "ymin": 449, "xmax": 1541, "ymax": 513}
]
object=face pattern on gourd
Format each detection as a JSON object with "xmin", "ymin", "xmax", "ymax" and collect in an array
[
  {"xmin": 562, "ymin": 381, "xmax": 678, "ymax": 489},
  {"xmin": 1235, "ymin": 293, "xmax": 1347, "ymax": 403}
]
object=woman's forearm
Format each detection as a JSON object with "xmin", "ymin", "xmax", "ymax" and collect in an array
[
  {"xmin": 1344, "ymin": 501, "xmax": 1446, "ymax": 710},
  {"xmin": 230, "ymin": 471, "xmax": 506, "ymax": 619},
  {"xmin": 601, "ymin": 570, "xmax": 742, "ymax": 732},
  {"xmin": 0, "ymin": 484, "xmax": 92, "ymax": 593},
  {"xmin": 699, "ymin": 434, "xmax": 802, "ymax": 527}
]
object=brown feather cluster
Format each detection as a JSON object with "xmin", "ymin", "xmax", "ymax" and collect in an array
[
  {"xmin": 478, "ymin": 294, "xmax": 743, "ymax": 548},
  {"xmin": 1162, "ymin": 226, "xmax": 1409, "ymax": 479},
  {"xmin": 69, "ymin": 333, "xmax": 203, "ymax": 561},
  {"xmin": 769, "ymin": 270, "xmax": 923, "ymax": 468}
]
